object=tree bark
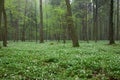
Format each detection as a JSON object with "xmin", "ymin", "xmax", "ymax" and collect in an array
[
  {"xmin": 109, "ymin": 0, "xmax": 115, "ymax": 44},
  {"xmin": 117, "ymin": 0, "xmax": 119, "ymax": 40},
  {"xmin": 65, "ymin": 0, "xmax": 79, "ymax": 47},
  {"xmin": 93, "ymin": 0, "xmax": 98, "ymax": 42},
  {"xmin": 0, "ymin": 0, "xmax": 4, "ymax": 42},
  {"xmin": 40, "ymin": 0, "xmax": 44, "ymax": 43},
  {"xmin": 3, "ymin": 0, "xmax": 7, "ymax": 47}
]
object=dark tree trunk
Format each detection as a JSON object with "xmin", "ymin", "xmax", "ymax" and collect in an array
[
  {"xmin": 15, "ymin": 20, "xmax": 19, "ymax": 42},
  {"xmin": 40, "ymin": 0, "xmax": 44, "ymax": 43},
  {"xmin": 109, "ymin": 0, "xmax": 115, "ymax": 44},
  {"xmin": 0, "ymin": 0, "xmax": 3, "ymax": 46},
  {"xmin": 0, "ymin": 0, "xmax": 4, "ymax": 42},
  {"xmin": 3, "ymin": 2, "xmax": 7, "ymax": 47},
  {"xmin": 117, "ymin": 0, "xmax": 119, "ymax": 40},
  {"xmin": 93, "ymin": 0, "xmax": 98, "ymax": 42},
  {"xmin": 65, "ymin": 0, "xmax": 79, "ymax": 47}
]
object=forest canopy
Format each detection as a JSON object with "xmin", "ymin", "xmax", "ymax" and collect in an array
[{"xmin": 0, "ymin": 0, "xmax": 119, "ymax": 46}]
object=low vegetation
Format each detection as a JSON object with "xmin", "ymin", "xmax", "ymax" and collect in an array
[{"xmin": 0, "ymin": 41, "xmax": 120, "ymax": 80}]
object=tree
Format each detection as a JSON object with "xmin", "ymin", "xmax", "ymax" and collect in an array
[
  {"xmin": 0, "ymin": 0, "xmax": 3, "ymax": 25},
  {"xmin": 3, "ymin": 0, "xmax": 7, "ymax": 47},
  {"xmin": 2, "ymin": 0, "xmax": 119, "ymax": 44},
  {"xmin": 65, "ymin": 0, "xmax": 79, "ymax": 47},
  {"xmin": 93, "ymin": 0, "xmax": 98, "ymax": 42},
  {"xmin": 21, "ymin": 0, "xmax": 27, "ymax": 42},
  {"xmin": 0, "ymin": 0, "xmax": 7, "ymax": 47},
  {"xmin": 0, "ymin": 0, "xmax": 4, "ymax": 41},
  {"xmin": 0, "ymin": 0, "xmax": 4, "ymax": 48},
  {"xmin": 40, "ymin": 0, "xmax": 44, "ymax": 43},
  {"xmin": 109, "ymin": 0, "xmax": 115, "ymax": 44},
  {"xmin": 35, "ymin": 0, "xmax": 38, "ymax": 43},
  {"xmin": 116, "ymin": 0, "xmax": 119, "ymax": 40}
]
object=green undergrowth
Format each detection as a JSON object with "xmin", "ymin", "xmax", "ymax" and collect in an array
[{"xmin": 0, "ymin": 41, "xmax": 120, "ymax": 80}]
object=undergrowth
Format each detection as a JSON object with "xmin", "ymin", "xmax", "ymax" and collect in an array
[{"xmin": 0, "ymin": 41, "xmax": 120, "ymax": 80}]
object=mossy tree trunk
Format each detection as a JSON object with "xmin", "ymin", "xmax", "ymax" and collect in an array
[{"xmin": 65, "ymin": 0, "xmax": 79, "ymax": 47}]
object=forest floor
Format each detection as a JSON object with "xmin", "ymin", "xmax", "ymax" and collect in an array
[{"xmin": 0, "ymin": 41, "xmax": 120, "ymax": 80}]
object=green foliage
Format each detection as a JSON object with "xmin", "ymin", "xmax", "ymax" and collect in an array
[{"xmin": 0, "ymin": 41, "xmax": 120, "ymax": 80}]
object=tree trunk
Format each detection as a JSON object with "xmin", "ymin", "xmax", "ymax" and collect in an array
[
  {"xmin": 109, "ymin": 0, "xmax": 115, "ymax": 44},
  {"xmin": 65, "ymin": 0, "xmax": 79, "ymax": 47},
  {"xmin": 2, "ymin": 0, "xmax": 7, "ymax": 47},
  {"xmin": 0, "ymin": 0, "xmax": 4, "ymax": 48},
  {"xmin": 35, "ymin": 0, "xmax": 38, "ymax": 43},
  {"xmin": 40, "ymin": 0, "xmax": 44, "ymax": 43},
  {"xmin": 117, "ymin": 0, "xmax": 119, "ymax": 40},
  {"xmin": 93, "ymin": 0, "xmax": 98, "ymax": 42},
  {"xmin": 15, "ymin": 20, "xmax": 19, "ymax": 42},
  {"xmin": 85, "ymin": 3, "xmax": 89, "ymax": 43},
  {"xmin": 0, "ymin": 0, "xmax": 4, "ymax": 43}
]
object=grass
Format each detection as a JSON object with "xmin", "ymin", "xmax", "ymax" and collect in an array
[{"xmin": 0, "ymin": 41, "xmax": 120, "ymax": 80}]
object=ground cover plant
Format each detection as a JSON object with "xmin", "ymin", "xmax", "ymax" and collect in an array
[
  {"xmin": 0, "ymin": 0, "xmax": 120, "ymax": 80},
  {"xmin": 0, "ymin": 41, "xmax": 120, "ymax": 80}
]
